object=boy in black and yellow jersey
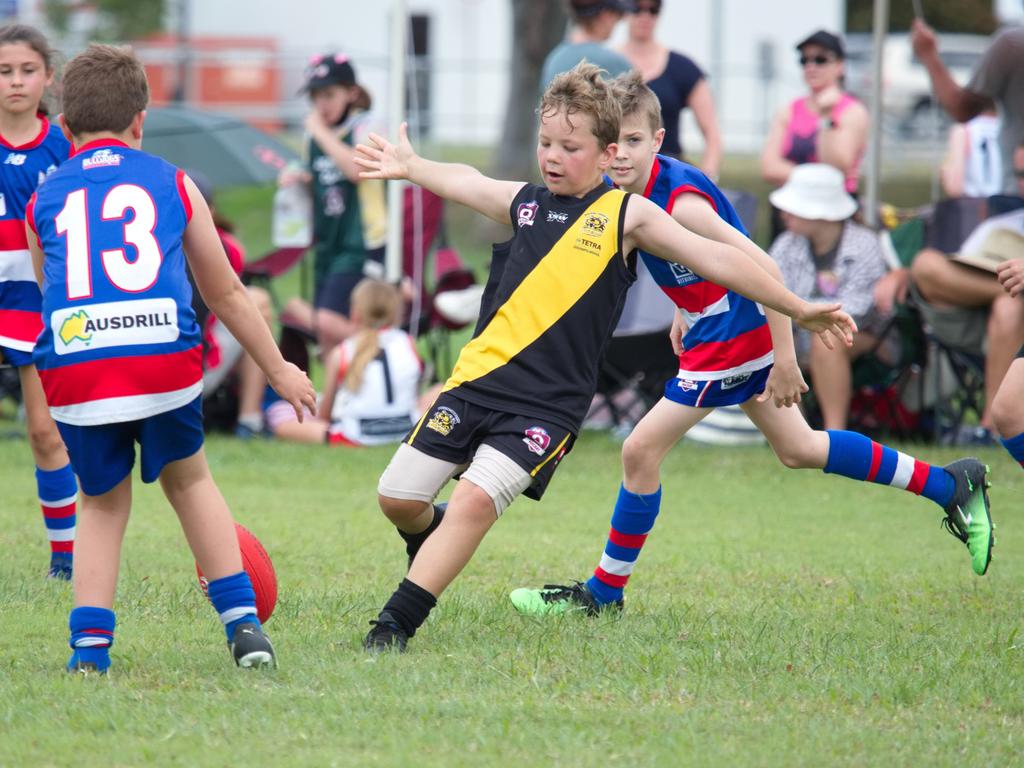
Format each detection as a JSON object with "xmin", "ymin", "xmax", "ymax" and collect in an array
[{"xmin": 353, "ymin": 61, "xmax": 857, "ymax": 653}]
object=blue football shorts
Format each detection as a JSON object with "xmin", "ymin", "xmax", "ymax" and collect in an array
[
  {"xmin": 663, "ymin": 365, "xmax": 772, "ymax": 408},
  {"xmin": 0, "ymin": 343, "xmax": 34, "ymax": 368},
  {"xmin": 56, "ymin": 395, "xmax": 205, "ymax": 496}
]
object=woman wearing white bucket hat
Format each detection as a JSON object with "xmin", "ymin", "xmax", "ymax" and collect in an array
[{"xmin": 769, "ymin": 164, "xmax": 890, "ymax": 430}]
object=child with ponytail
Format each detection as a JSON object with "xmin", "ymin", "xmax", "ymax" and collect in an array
[{"xmin": 266, "ymin": 278, "xmax": 438, "ymax": 445}]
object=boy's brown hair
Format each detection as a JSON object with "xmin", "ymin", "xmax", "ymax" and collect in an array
[
  {"xmin": 610, "ymin": 71, "xmax": 663, "ymax": 135},
  {"xmin": 539, "ymin": 61, "xmax": 621, "ymax": 149},
  {"xmin": 61, "ymin": 44, "xmax": 148, "ymax": 137}
]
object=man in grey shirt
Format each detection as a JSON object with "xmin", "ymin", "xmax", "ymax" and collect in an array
[
  {"xmin": 540, "ymin": 0, "xmax": 634, "ymax": 93},
  {"xmin": 912, "ymin": 19, "xmax": 1024, "ymax": 194}
]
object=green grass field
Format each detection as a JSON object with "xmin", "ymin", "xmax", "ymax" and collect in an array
[{"xmin": 1, "ymin": 430, "xmax": 1021, "ymax": 766}]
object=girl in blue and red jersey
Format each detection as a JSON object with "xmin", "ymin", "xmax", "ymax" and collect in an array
[
  {"xmin": 0, "ymin": 24, "xmax": 76, "ymax": 579},
  {"xmin": 510, "ymin": 73, "xmax": 995, "ymax": 617}
]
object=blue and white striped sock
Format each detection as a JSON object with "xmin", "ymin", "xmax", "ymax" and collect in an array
[
  {"xmin": 824, "ymin": 430, "xmax": 954, "ymax": 507},
  {"xmin": 36, "ymin": 464, "xmax": 77, "ymax": 565},
  {"xmin": 586, "ymin": 484, "xmax": 661, "ymax": 606},
  {"xmin": 206, "ymin": 571, "xmax": 261, "ymax": 641},
  {"xmin": 68, "ymin": 606, "xmax": 114, "ymax": 672}
]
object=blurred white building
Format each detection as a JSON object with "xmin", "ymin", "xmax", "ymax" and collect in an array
[{"xmin": 183, "ymin": 0, "xmax": 844, "ymax": 151}]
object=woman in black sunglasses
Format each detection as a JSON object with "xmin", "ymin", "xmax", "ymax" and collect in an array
[
  {"xmin": 618, "ymin": 0, "xmax": 722, "ymax": 179},
  {"xmin": 761, "ymin": 28, "xmax": 869, "ymax": 224}
]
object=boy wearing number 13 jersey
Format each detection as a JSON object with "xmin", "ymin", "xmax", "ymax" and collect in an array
[
  {"xmin": 30, "ymin": 143, "xmax": 203, "ymax": 424},
  {"xmin": 25, "ymin": 44, "xmax": 316, "ymax": 674}
]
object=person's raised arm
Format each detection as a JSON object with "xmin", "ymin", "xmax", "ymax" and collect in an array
[
  {"xmin": 911, "ymin": 19, "xmax": 992, "ymax": 122},
  {"xmin": 940, "ymin": 123, "xmax": 968, "ymax": 197},
  {"xmin": 180, "ymin": 174, "xmax": 316, "ymax": 420},
  {"xmin": 816, "ymin": 97, "xmax": 869, "ymax": 179},
  {"xmin": 306, "ymin": 109, "xmax": 363, "ymax": 182},
  {"xmin": 624, "ymin": 194, "xmax": 856, "ymax": 346},
  {"xmin": 354, "ymin": 122, "xmax": 525, "ymax": 225},
  {"xmin": 761, "ymin": 107, "xmax": 796, "ymax": 186}
]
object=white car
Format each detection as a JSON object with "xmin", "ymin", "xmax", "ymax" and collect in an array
[{"xmin": 844, "ymin": 33, "xmax": 991, "ymax": 139}]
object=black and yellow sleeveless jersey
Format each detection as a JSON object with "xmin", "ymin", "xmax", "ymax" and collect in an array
[{"xmin": 443, "ymin": 182, "xmax": 636, "ymax": 432}]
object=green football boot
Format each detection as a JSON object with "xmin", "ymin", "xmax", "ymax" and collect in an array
[
  {"xmin": 941, "ymin": 458, "xmax": 994, "ymax": 576},
  {"xmin": 509, "ymin": 581, "xmax": 622, "ymax": 617}
]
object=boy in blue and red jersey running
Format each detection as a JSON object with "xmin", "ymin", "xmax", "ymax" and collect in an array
[
  {"xmin": 0, "ymin": 24, "xmax": 78, "ymax": 580},
  {"xmin": 26, "ymin": 44, "xmax": 316, "ymax": 673},
  {"xmin": 510, "ymin": 73, "xmax": 995, "ymax": 616}
]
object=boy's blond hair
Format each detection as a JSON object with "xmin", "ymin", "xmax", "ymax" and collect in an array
[
  {"xmin": 610, "ymin": 71, "xmax": 663, "ymax": 135},
  {"xmin": 61, "ymin": 44, "xmax": 149, "ymax": 137},
  {"xmin": 539, "ymin": 61, "xmax": 621, "ymax": 149}
]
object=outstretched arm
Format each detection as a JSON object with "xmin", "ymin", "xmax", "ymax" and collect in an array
[
  {"xmin": 671, "ymin": 194, "xmax": 806, "ymax": 407},
  {"xmin": 354, "ymin": 122, "xmax": 525, "ymax": 225},
  {"xmin": 625, "ymin": 194, "xmax": 856, "ymax": 345},
  {"xmin": 911, "ymin": 19, "xmax": 992, "ymax": 122},
  {"xmin": 181, "ymin": 175, "xmax": 316, "ymax": 420}
]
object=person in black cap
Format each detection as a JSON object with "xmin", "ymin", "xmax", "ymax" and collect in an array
[
  {"xmin": 539, "ymin": 0, "xmax": 634, "ymax": 92},
  {"xmin": 761, "ymin": 29, "xmax": 868, "ymax": 241},
  {"xmin": 278, "ymin": 53, "xmax": 387, "ymax": 354}
]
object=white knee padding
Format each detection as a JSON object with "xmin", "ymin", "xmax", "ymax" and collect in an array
[
  {"xmin": 377, "ymin": 443, "xmax": 466, "ymax": 502},
  {"xmin": 461, "ymin": 443, "xmax": 532, "ymax": 517}
]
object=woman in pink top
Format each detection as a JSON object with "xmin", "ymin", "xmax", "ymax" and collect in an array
[{"xmin": 761, "ymin": 30, "xmax": 868, "ymax": 195}]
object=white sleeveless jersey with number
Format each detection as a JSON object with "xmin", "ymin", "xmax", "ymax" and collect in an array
[
  {"xmin": 329, "ymin": 328, "xmax": 422, "ymax": 445},
  {"xmin": 963, "ymin": 115, "xmax": 1003, "ymax": 198}
]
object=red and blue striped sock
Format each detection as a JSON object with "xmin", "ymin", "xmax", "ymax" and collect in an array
[
  {"xmin": 206, "ymin": 570, "xmax": 261, "ymax": 641},
  {"xmin": 824, "ymin": 430, "xmax": 954, "ymax": 507},
  {"xmin": 586, "ymin": 484, "xmax": 661, "ymax": 606},
  {"xmin": 68, "ymin": 606, "xmax": 114, "ymax": 672},
  {"xmin": 36, "ymin": 464, "xmax": 77, "ymax": 566},
  {"xmin": 1000, "ymin": 432, "xmax": 1024, "ymax": 471}
]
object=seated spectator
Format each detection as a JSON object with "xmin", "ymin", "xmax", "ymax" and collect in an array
[
  {"xmin": 908, "ymin": 141, "xmax": 1024, "ymax": 438},
  {"xmin": 187, "ymin": 172, "xmax": 273, "ymax": 438},
  {"xmin": 265, "ymin": 279, "xmax": 440, "ymax": 445},
  {"xmin": 769, "ymin": 164, "xmax": 890, "ymax": 430},
  {"xmin": 941, "ymin": 110, "xmax": 1002, "ymax": 199}
]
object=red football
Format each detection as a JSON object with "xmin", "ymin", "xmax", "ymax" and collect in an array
[{"xmin": 196, "ymin": 523, "xmax": 277, "ymax": 623}]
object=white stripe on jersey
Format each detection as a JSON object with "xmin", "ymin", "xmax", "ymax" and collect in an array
[
  {"xmin": 50, "ymin": 381, "xmax": 203, "ymax": 426},
  {"xmin": 677, "ymin": 350, "xmax": 775, "ymax": 381},
  {"xmin": 0, "ymin": 249, "xmax": 36, "ymax": 282},
  {"xmin": 0, "ymin": 333, "xmax": 36, "ymax": 352}
]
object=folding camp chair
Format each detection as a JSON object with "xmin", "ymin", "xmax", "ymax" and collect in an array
[
  {"xmin": 402, "ymin": 186, "xmax": 477, "ymax": 381},
  {"xmin": 910, "ymin": 195, "xmax": 1022, "ymax": 443}
]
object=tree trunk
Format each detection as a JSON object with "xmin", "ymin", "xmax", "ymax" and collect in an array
[{"xmin": 494, "ymin": 0, "xmax": 568, "ymax": 180}]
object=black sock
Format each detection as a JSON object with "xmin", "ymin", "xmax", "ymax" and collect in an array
[
  {"xmin": 380, "ymin": 578, "xmax": 437, "ymax": 637},
  {"xmin": 398, "ymin": 503, "xmax": 447, "ymax": 563}
]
